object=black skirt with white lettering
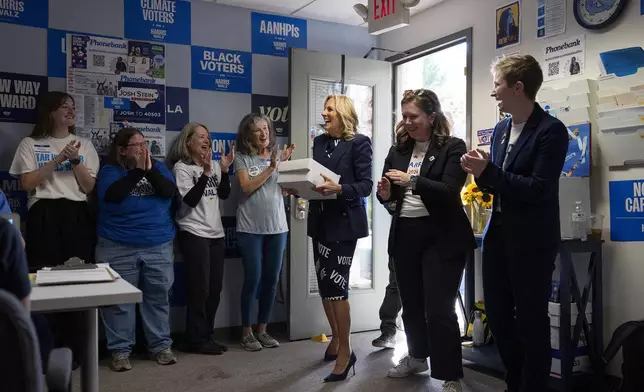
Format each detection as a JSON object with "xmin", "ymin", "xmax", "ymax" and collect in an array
[{"xmin": 312, "ymin": 238, "xmax": 358, "ymax": 301}]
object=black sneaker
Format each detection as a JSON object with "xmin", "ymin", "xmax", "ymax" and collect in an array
[
  {"xmin": 372, "ymin": 332, "xmax": 396, "ymax": 348},
  {"xmin": 183, "ymin": 341, "xmax": 223, "ymax": 355},
  {"xmin": 210, "ymin": 340, "xmax": 228, "ymax": 352}
]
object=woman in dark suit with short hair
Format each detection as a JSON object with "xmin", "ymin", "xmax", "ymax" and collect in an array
[
  {"xmin": 377, "ymin": 89, "xmax": 475, "ymax": 392},
  {"xmin": 308, "ymin": 94, "xmax": 373, "ymax": 383}
]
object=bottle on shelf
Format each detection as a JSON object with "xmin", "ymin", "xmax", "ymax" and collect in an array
[
  {"xmin": 571, "ymin": 201, "xmax": 588, "ymax": 241},
  {"xmin": 472, "ymin": 310, "xmax": 485, "ymax": 346}
]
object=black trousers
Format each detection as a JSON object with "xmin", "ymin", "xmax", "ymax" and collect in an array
[
  {"xmin": 26, "ymin": 198, "xmax": 96, "ymax": 271},
  {"xmin": 178, "ymin": 231, "xmax": 225, "ymax": 344},
  {"xmin": 379, "ymin": 256, "xmax": 401, "ymax": 335},
  {"xmin": 392, "ymin": 217, "xmax": 465, "ymax": 382},
  {"xmin": 26, "ymin": 198, "xmax": 95, "ymax": 364},
  {"xmin": 482, "ymin": 222, "xmax": 557, "ymax": 392}
]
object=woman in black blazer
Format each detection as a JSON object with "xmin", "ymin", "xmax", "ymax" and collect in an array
[
  {"xmin": 308, "ymin": 94, "xmax": 373, "ymax": 382},
  {"xmin": 377, "ymin": 89, "xmax": 475, "ymax": 391}
]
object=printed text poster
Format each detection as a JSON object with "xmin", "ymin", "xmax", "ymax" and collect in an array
[
  {"xmin": 112, "ymin": 122, "xmax": 167, "ymax": 158},
  {"xmin": 251, "ymin": 12, "xmax": 307, "ymax": 57},
  {"xmin": 0, "ymin": 0, "xmax": 48, "ymax": 28},
  {"xmin": 0, "ymin": 72, "xmax": 47, "ymax": 124},
  {"xmin": 542, "ymin": 34, "xmax": 585, "ymax": 81},
  {"xmin": 114, "ymin": 81, "xmax": 166, "ymax": 124},
  {"xmin": 48, "ymin": 29, "xmax": 119, "ymax": 78},
  {"xmin": 166, "ymin": 87, "xmax": 189, "ymax": 132},
  {"xmin": 210, "ymin": 132, "xmax": 236, "ymax": 161},
  {"xmin": 537, "ymin": 0, "xmax": 566, "ymax": 39},
  {"xmin": 0, "ymin": 171, "xmax": 28, "ymax": 220},
  {"xmin": 191, "ymin": 46, "xmax": 252, "ymax": 93},
  {"xmin": 561, "ymin": 122, "xmax": 590, "ymax": 177},
  {"xmin": 496, "ymin": 1, "xmax": 520, "ymax": 50},
  {"xmin": 609, "ymin": 180, "xmax": 644, "ymax": 242},
  {"xmin": 252, "ymin": 94, "xmax": 289, "ymax": 138},
  {"xmin": 124, "ymin": 0, "xmax": 191, "ymax": 45},
  {"xmin": 68, "ymin": 35, "xmax": 129, "ymax": 75},
  {"xmin": 128, "ymin": 41, "xmax": 166, "ymax": 80}
]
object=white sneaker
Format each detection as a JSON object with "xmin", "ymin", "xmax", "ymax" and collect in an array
[
  {"xmin": 387, "ymin": 355, "xmax": 429, "ymax": 378},
  {"xmin": 443, "ymin": 380, "xmax": 462, "ymax": 392}
]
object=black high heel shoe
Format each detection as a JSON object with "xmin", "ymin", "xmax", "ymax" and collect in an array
[
  {"xmin": 323, "ymin": 351, "xmax": 357, "ymax": 382},
  {"xmin": 324, "ymin": 346, "xmax": 337, "ymax": 362}
]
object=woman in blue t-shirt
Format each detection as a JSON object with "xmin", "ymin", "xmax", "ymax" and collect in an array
[{"xmin": 95, "ymin": 127, "xmax": 178, "ymax": 372}]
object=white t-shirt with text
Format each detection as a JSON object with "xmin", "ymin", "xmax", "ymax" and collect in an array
[
  {"xmin": 400, "ymin": 141, "xmax": 430, "ymax": 218},
  {"xmin": 9, "ymin": 135, "xmax": 100, "ymax": 208}
]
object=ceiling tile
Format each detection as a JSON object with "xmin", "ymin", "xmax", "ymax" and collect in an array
[
  {"xmin": 293, "ymin": 0, "xmax": 366, "ymax": 26},
  {"xmin": 214, "ymin": 0, "xmax": 313, "ymax": 16}
]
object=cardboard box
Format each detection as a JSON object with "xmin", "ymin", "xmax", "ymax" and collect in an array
[
  {"xmin": 551, "ymin": 326, "xmax": 588, "ymax": 350},
  {"xmin": 551, "ymin": 347, "xmax": 592, "ymax": 378},
  {"xmin": 277, "ymin": 158, "xmax": 341, "ymax": 200}
]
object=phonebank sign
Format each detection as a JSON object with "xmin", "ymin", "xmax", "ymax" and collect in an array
[{"xmin": 251, "ymin": 12, "xmax": 307, "ymax": 57}]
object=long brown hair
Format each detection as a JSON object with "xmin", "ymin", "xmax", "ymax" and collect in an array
[
  {"xmin": 30, "ymin": 91, "xmax": 77, "ymax": 138},
  {"xmin": 235, "ymin": 113, "xmax": 276, "ymax": 156},
  {"xmin": 106, "ymin": 127, "xmax": 144, "ymax": 167},
  {"xmin": 395, "ymin": 89, "xmax": 451, "ymax": 152}
]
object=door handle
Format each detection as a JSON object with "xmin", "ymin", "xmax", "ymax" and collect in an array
[{"xmin": 294, "ymin": 198, "xmax": 308, "ymax": 220}]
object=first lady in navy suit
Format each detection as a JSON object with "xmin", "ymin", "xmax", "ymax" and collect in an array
[{"xmin": 308, "ymin": 94, "xmax": 373, "ymax": 382}]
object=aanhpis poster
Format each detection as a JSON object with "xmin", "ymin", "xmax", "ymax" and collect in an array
[{"xmin": 251, "ymin": 12, "xmax": 307, "ymax": 57}]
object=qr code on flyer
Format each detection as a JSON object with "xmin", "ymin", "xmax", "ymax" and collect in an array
[
  {"xmin": 92, "ymin": 54, "xmax": 106, "ymax": 68},
  {"xmin": 548, "ymin": 61, "xmax": 560, "ymax": 77}
]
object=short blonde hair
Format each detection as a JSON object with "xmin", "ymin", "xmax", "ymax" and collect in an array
[
  {"xmin": 324, "ymin": 94, "xmax": 358, "ymax": 141},
  {"xmin": 166, "ymin": 122, "xmax": 210, "ymax": 166},
  {"xmin": 491, "ymin": 54, "xmax": 543, "ymax": 100}
]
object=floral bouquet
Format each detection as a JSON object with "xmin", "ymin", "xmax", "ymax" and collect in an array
[{"xmin": 461, "ymin": 181, "xmax": 493, "ymax": 234}]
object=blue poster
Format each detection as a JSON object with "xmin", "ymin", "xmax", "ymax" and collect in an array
[
  {"xmin": 166, "ymin": 87, "xmax": 189, "ymax": 132},
  {"xmin": 609, "ymin": 180, "xmax": 644, "ymax": 242},
  {"xmin": 191, "ymin": 46, "xmax": 252, "ymax": 93},
  {"xmin": 561, "ymin": 122, "xmax": 590, "ymax": 177},
  {"xmin": 0, "ymin": 172, "xmax": 27, "ymax": 221},
  {"xmin": 251, "ymin": 12, "xmax": 307, "ymax": 57},
  {"xmin": 641, "ymin": 0, "xmax": 643, "ymax": 15},
  {"xmin": 124, "ymin": 0, "xmax": 191, "ymax": 45},
  {"xmin": 222, "ymin": 216, "xmax": 240, "ymax": 258},
  {"xmin": 0, "ymin": 71, "xmax": 47, "ymax": 124},
  {"xmin": 251, "ymin": 94, "xmax": 289, "ymax": 137},
  {"xmin": 113, "ymin": 81, "xmax": 165, "ymax": 124},
  {"xmin": 0, "ymin": 0, "xmax": 48, "ymax": 28},
  {"xmin": 104, "ymin": 97, "xmax": 130, "ymax": 110},
  {"xmin": 210, "ymin": 132, "xmax": 236, "ymax": 161}
]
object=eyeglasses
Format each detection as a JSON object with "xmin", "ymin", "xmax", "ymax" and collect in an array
[
  {"xmin": 404, "ymin": 89, "xmax": 430, "ymax": 98},
  {"xmin": 126, "ymin": 142, "xmax": 147, "ymax": 148}
]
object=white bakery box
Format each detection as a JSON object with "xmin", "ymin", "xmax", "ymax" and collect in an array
[
  {"xmin": 549, "ymin": 301, "xmax": 593, "ymax": 377},
  {"xmin": 276, "ymin": 158, "xmax": 341, "ymax": 200}
]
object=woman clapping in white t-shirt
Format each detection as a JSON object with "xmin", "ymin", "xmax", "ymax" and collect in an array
[
  {"xmin": 168, "ymin": 122, "xmax": 234, "ymax": 355},
  {"xmin": 9, "ymin": 91, "xmax": 100, "ymax": 270}
]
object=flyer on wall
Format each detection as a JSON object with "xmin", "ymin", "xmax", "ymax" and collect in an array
[
  {"xmin": 495, "ymin": 1, "xmax": 521, "ymax": 50},
  {"xmin": 536, "ymin": 0, "xmax": 566, "ymax": 39},
  {"xmin": 561, "ymin": 122, "xmax": 590, "ymax": 177},
  {"xmin": 111, "ymin": 122, "xmax": 167, "ymax": 158},
  {"xmin": 542, "ymin": 34, "xmax": 585, "ymax": 81},
  {"xmin": 77, "ymin": 127, "xmax": 111, "ymax": 156},
  {"xmin": 66, "ymin": 69, "xmax": 118, "ymax": 97},
  {"xmin": 127, "ymin": 40, "xmax": 166, "ymax": 80},
  {"xmin": 0, "ymin": 71, "xmax": 48, "ymax": 124},
  {"xmin": 68, "ymin": 34, "xmax": 129, "ymax": 75},
  {"xmin": 114, "ymin": 81, "xmax": 165, "ymax": 125}
]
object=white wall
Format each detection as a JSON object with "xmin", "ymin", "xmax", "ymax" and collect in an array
[{"xmin": 379, "ymin": 0, "xmax": 644, "ymax": 376}]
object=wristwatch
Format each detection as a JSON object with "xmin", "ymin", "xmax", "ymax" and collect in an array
[
  {"xmin": 409, "ymin": 175, "xmax": 418, "ymax": 190},
  {"xmin": 69, "ymin": 158, "xmax": 81, "ymax": 166}
]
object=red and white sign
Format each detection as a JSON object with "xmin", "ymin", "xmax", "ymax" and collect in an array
[{"xmin": 368, "ymin": 0, "xmax": 410, "ymax": 35}]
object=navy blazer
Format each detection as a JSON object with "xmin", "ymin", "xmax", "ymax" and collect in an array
[
  {"xmin": 478, "ymin": 103, "xmax": 569, "ymax": 249},
  {"xmin": 377, "ymin": 137, "xmax": 476, "ymax": 258},
  {"xmin": 307, "ymin": 133, "xmax": 373, "ymax": 242}
]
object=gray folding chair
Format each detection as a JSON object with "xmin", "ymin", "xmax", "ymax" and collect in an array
[{"xmin": 0, "ymin": 289, "xmax": 73, "ymax": 392}]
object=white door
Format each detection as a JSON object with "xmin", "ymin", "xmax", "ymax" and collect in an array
[{"xmin": 287, "ymin": 48, "xmax": 393, "ymax": 341}]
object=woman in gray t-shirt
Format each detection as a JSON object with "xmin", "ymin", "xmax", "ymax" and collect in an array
[{"xmin": 233, "ymin": 113, "xmax": 295, "ymax": 352}]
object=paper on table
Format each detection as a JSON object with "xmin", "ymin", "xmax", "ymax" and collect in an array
[{"xmin": 36, "ymin": 267, "xmax": 116, "ymax": 286}]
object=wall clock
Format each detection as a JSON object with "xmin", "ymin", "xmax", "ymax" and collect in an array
[{"xmin": 573, "ymin": 0, "xmax": 629, "ymax": 30}]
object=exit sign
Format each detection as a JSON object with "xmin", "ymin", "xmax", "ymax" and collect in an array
[{"xmin": 368, "ymin": 0, "xmax": 410, "ymax": 35}]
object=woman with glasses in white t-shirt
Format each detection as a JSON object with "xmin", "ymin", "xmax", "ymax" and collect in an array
[{"xmin": 9, "ymin": 90, "xmax": 100, "ymax": 366}]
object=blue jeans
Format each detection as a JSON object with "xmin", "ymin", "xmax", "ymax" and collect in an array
[
  {"xmin": 96, "ymin": 237, "xmax": 174, "ymax": 356},
  {"xmin": 237, "ymin": 232, "xmax": 287, "ymax": 327}
]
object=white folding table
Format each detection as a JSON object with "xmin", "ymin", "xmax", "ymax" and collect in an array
[{"xmin": 31, "ymin": 279, "xmax": 142, "ymax": 392}]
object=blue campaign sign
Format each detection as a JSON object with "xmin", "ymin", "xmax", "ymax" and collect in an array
[
  {"xmin": 191, "ymin": 46, "xmax": 252, "ymax": 93},
  {"xmin": 124, "ymin": 0, "xmax": 191, "ymax": 45},
  {"xmin": 166, "ymin": 86, "xmax": 189, "ymax": 132},
  {"xmin": 609, "ymin": 179, "xmax": 644, "ymax": 242},
  {"xmin": 47, "ymin": 29, "xmax": 119, "ymax": 78},
  {"xmin": 251, "ymin": 94, "xmax": 289, "ymax": 137},
  {"xmin": 222, "ymin": 216, "xmax": 240, "ymax": 258},
  {"xmin": 251, "ymin": 12, "xmax": 307, "ymax": 57},
  {"xmin": 0, "ymin": 71, "xmax": 48, "ymax": 124},
  {"xmin": 0, "ymin": 0, "xmax": 48, "ymax": 28},
  {"xmin": 0, "ymin": 172, "xmax": 27, "ymax": 221},
  {"xmin": 104, "ymin": 97, "xmax": 130, "ymax": 110},
  {"xmin": 113, "ymin": 81, "xmax": 166, "ymax": 124},
  {"xmin": 561, "ymin": 122, "xmax": 591, "ymax": 177},
  {"xmin": 210, "ymin": 132, "xmax": 236, "ymax": 161}
]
